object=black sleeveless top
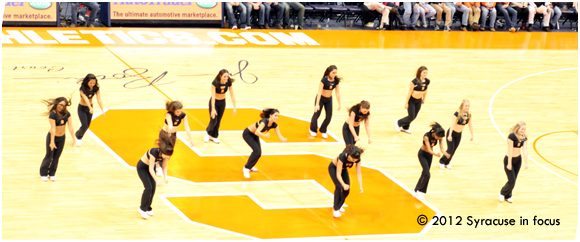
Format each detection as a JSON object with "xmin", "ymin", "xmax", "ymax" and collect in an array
[
  {"xmin": 338, "ymin": 150, "xmax": 360, "ymax": 169},
  {"xmin": 255, "ymin": 118, "xmax": 278, "ymax": 132},
  {"xmin": 321, "ymin": 77, "xmax": 338, "ymax": 90},
  {"xmin": 164, "ymin": 112, "xmax": 186, "ymax": 126},
  {"xmin": 212, "ymin": 79, "xmax": 232, "ymax": 94},
  {"xmin": 412, "ymin": 78, "xmax": 430, "ymax": 91},
  {"xmin": 147, "ymin": 148, "xmax": 164, "ymax": 165},
  {"xmin": 508, "ymin": 133, "xmax": 527, "ymax": 148},
  {"xmin": 80, "ymin": 85, "xmax": 99, "ymax": 100},
  {"xmin": 454, "ymin": 111, "xmax": 470, "ymax": 125},
  {"xmin": 350, "ymin": 106, "xmax": 369, "ymax": 122},
  {"xmin": 49, "ymin": 112, "xmax": 71, "ymax": 126},
  {"xmin": 423, "ymin": 131, "xmax": 438, "ymax": 148}
]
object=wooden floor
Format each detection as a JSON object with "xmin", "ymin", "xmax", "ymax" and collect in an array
[{"xmin": 2, "ymin": 28, "xmax": 578, "ymax": 240}]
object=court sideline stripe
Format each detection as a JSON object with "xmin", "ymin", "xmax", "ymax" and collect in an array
[
  {"xmin": 533, "ymin": 131, "xmax": 578, "ymax": 176},
  {"xmin": 488, "ymin": 67, "xmax": 578, "ymax": 186}
]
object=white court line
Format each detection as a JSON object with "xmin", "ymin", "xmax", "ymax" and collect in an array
[
  {"xmin": 90, "ymin": 105, "xmax": 441, "ymax": 239},
  {"xmin": 488, "ymin": 68, "xmax": 578, "ymax": 186}
]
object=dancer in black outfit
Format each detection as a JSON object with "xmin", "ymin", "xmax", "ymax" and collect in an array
[
  {"xmin": 40, "ymin": 97, "xmax": 75, "ymax": 182},
  {"xmin": 242, "ymin": 108, "xmax": 287, "ymax": 178},
  {"xmin": 155, "ymin": 100, "xmax": 195, "ymax": 176},
  {"xmin": 309, "ymin": 65, "xmax": 342, "ymax": 139},
  {"xmin": 328, "ymin": 145, "xmax": 365, "ymax": 218},
  {"xmin": 75, "ymin": 74, "xmax": 104, "ymax": 146},
  {"xmin": 136, "ymin": 133, "xmax": 174, "ymax": 219},
  {"xmin": 499, "ymin": 121, "xmax": 528, "ymax": 203},
  {"xmin": 414, "ymin": 122, "xmax": 449, "ymax": 200},
  {"xmin": 439, "ymin": 99, "xmax": 475, "ymax": 169},
  {"xmin": 396, "ymin": 66, "xmax": 430, "ymax": 134},
  {"xmin": 342, "ymin": 101, "xmax": 372, "ymax": 147},
  {"xmin": 205, "ymin": 69, "xmax": 237, "ymax": 144}
]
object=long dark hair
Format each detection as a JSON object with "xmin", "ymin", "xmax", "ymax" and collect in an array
[
  {"xmin": 429, "ymin": 122, "xmax": 445, "ymax": 138},
  {"xmin": 213, "ymin": 69, "xmax": 235, "ymax": 84},
  {"xmin": 42, "ymin": 96, "xmax": 72, "ymax": 117},
  {"xmin": 80, "ymin": 73, "xmax": 99, "ymax": 90},
  {"xmin": 345, "ymin": 145, "xmax": 365, "ymax": 160},
  {"xmin": 323, "ymin": 65, "xmax": 341, "ymax": 83},
  {"xmin": 415, "ymin": 66, "xmax": 428, "ymax": 85},
  {"xmin": 260, "ymin": 108, "xmax": 279, "ymax": 118},
  {"xmin": 347, "ymin": 100, "xmax": 371, "ymax": 120},
  {"xmin": 157, "ymin": 131, "xmax": 175, "ymax": 156},
  {"xmin": 165, "ymin": 100, "xmax": 183, "ymax": 114}
]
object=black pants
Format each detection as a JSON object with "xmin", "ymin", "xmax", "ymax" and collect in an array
[
  {"xmin": 513, "ymin": 6, "xmax": 530, "ymax": 25},
  {"xmin": 500, "ymin": 155, "xmax": 522, "ymax": 199},
  {"xmin": 328, "ymin": 162, "xmax": 350, "ymax": 211},
  {"xmin": 310, "ymin": 96, "xmax": 333, "ymax": 134},
  {"xmin": 439, "ymin": 129, "xmax": 462, "ymax": 165},
  {"xmin": 137, "ymin": 160, "xmax": 156, "ymax": 212},
  {"xmin": 206, "ymin": 98, "xmax": 226, "ymax": 138},
  {"xmin": 75, "ymin": 104, "xmax": 93, "ymax": 140},
  {"xmin": 342, "ymin": 122, "xmax": 360, "ymax": 147},
  {"xmin": 159, "ymin": 129, "xmax": 177, "ymax": 148},
  {"xmin": 243, "ymin": 128, "xmax": 261, "ymax": 169},
  {"xmin": 414, "ymin": 149, "xmax": 432, "ymax": 193},
  {"xmin": 398, "ymin": 96, "xmax": 422, "ymax": 130},
  {"xmin": 40, "ymin": 132, "xmax": 66, "ymax": 177}
]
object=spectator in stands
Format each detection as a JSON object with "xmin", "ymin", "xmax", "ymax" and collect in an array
[
  {"xmin": 242, "ymin": 2, "xmax": 260, "ymax": 30},
  {"xmin": 364, "ymin": 2, "xmax": 392, "ymax": 30},
  {"xmin": 496, "ymin": 2, "xmax": 518, "ymax": 32},
  {"xmin": 528, "ymin": 2, "xmax": 551, "ymax": 31},
  {"xmin": 429, "ymin": 2, "xmax": 452, "ymax": 31},
  {"xmin": 258, "ymin": 2, "xmax": 272, "ymax": 29},
  {"xmin": 385, "ymin": 2, "xmax": 408, "ymax": 30},
  {"xmin": 281, "ymin": 2, "xmax": 305, "ymax": 29},
  {"xmin": 268, "ymin": 2, "xmax": 285, "ymax": 29},
  {"xmin": 225, "ymin": 2, "xmax": 247, "ymax": 30},
  {"xmin": 417, "ymin": 2, "xmax": 436, "ymax": 28},
  {"xmin": 464, "ymin": 2, "xmax": 481, "ymax": 30},
  {"xmin": 68, "ymin": 2, "xmax": 100, "ymax": 27},
  {"xmin": 454, "ymin": 2, "xmax": 471, "ymax": 31},
  {"xmin": 510, "ymin": 2, "xmax": 531, "ymax": 31},
  {"xmin": 443, "ymin": 2, "xmax": 457, "ymax": 30},
  {"xmin": 480, "ymin": 2, "xmax": 497, "ymax": 31},
  {"xmin": 549, "ymin": 2, "xmax": 562, "ymax": 29},
  {"xmin": 403, "ymin": 2, "xmax": 421, "ymax": 30}
]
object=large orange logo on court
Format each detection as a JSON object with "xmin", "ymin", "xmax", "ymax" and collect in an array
[{"xmin": 89, "ymin": 107, "xmax": 438, "ymax": 239}]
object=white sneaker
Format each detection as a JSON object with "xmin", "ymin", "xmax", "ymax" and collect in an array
[
  {"xmin": 416, "ymin": 191, "xmax": 425, "ymax": 200},
  {"xmin": 250, "ymin": 167, "xmax": 258, "ymax": 172},
  {"xmin": 499, "ymin": 194, "xmax": 505, "ymax": 202},
  {"xmin": 243, "ymin": 168, "xmax": 250, "ymax": 178},
  {"xmin": 309, "ymin": 130, "xmax": 317, "ymax": 137},
  {"xmin": 395, "ymin": 120, "xmax": 401, "ymax": 132},
  {"xmin": 321, "ymin": 133, "xmax": 328, "ymax": 139},
  {"xmin": 212, "ymin": 138, "xmax": 220, "ymax": 144},
  {"xmin": 446, "ymin": 164, "xmax": 452, "ymax": 169},
  {"xmin": 403, "ymin": 129, "xmax": 412, "ymax": 134},
  {"xmin": 439, "ymin": 164, "xmax": 445, "ymax": 169},
  {"xmin": 41, "ymin": 176, "xmax": 48, "ymax": 182},
  {"xmin": 146, "ymin": 210, "xmax": 154, "ymax": 216},
  {"xmin": 245, "ymin": 26, "xmax": 251, "ymax": 30},
  {"xmin": 139, "ymin": 209, "xmax": 149, "ymax": 219},
  {"xmin": 333, "ymin": 210, "xmax": 342, "ymax": 217},
  {"xmin": 50, "ymin": 176, "xmax": 56, "ymax": 182},
  {"xmin": 76, "ymin": 138, "xmax": 82, "ymax": 146},
  {"xmin": 339, "ymin": 206, "xmax": 345, "ymax": 213},
  {"xmin": 203, "ymin": 133, "xmax": 210, "ymax": 143},
  {"xmin": 506, "ymin": 198, "xmax": 513, "ymax": 203}
]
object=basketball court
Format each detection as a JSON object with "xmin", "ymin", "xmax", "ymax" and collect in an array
[{"xmin": 2, "ymin": 27, "xmax": 577, "ymax": 239}]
